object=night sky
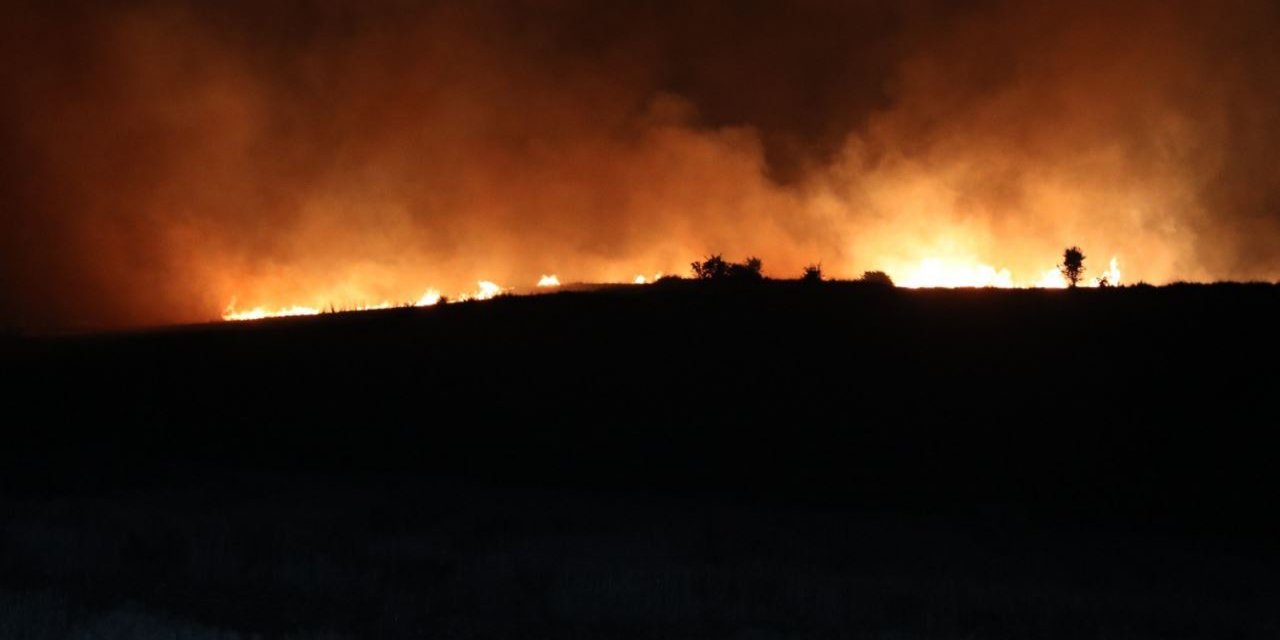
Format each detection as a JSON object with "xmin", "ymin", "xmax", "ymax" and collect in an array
[{"xmin": 3, "ymin": 0, "xmax": 1279, "ymax": 330}]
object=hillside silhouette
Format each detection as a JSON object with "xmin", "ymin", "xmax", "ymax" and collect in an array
[
  {"xmin": 3, "ymin": 281, "xmax": 1279, "ymax": 637},
  {"xmin": 8, "ymin": 280, "xmax": 1279, "ymax": 520}
]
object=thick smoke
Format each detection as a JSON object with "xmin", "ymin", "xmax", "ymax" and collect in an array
[{"xmin": 2, "ymin": 0, "xmax": 1278, "ymax": 330}]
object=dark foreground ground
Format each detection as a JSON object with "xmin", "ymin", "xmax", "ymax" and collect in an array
[{"xmin": 2, "ymin": 281, "xmax": 1278, "ymax": 638}]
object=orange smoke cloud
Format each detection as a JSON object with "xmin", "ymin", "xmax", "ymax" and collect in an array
[{"xmin": 1, "ymin": 1, "xmax": 1278, "ymax": 330}]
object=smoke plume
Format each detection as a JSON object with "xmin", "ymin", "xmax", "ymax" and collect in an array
[{"xmin": 3, "ymin": 0, "xmax": 1279, "ymax": 329}]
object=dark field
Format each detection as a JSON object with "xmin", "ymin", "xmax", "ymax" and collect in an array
[{"xmin": 3, "ymin": 282, "xmax": 1279, "ymax": 638}]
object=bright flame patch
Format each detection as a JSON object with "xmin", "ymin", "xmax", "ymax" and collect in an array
[
  {"xmin": 221, "ymin": 281, "xmax": 507, "ymax": 321},
  {"xmin": 895, "ymin": 256, "xmax": 1121, "ymax": 289},
  {"xmin": 897, "ymin": 258, "xmax": 1015, "ymax": 288},
  {"xmin": 460, "ymin": 280, "xmax": 505, "ymax": 302},
  {"xmin": 221, "ymin": 256, "xmax": 1122, "ymax": 323},
  {"xmin": 221, "ymin": 304, "xmax": 321, "ymax": 321},
  {"xmin": 415, "ymin": 289, "xmax": 442, "ymax": 306}
]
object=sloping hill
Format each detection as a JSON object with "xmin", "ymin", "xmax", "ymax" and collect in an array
[{"xmin": 7, "ymin": 281, "xmax": 1279, "ymax": 528}]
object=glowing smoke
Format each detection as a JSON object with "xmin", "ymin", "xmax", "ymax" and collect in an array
[{"xmin": 2, "ymin": 1, "xmax": 1279, "ymax": 330}]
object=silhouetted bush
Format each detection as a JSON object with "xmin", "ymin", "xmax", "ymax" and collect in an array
[
  {"xmin": 801, "ymin": 264, "xmax": 823, "ymax": 283},
  {"xmin": 692, "ymin": 255, "xmax": 763, "ymax": 281},
  {"xmin": 861, "ymin": 271, "xmax": 894, "ymax": 287},
  {"xmin": 691, "ymin": 254, "xmax": 730, "ymax": 280},
  {"xmin": 728, "ymin": 256, "xmax": 764, "ymax": 281}
]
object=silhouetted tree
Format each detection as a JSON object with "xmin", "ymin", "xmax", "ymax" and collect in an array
[
  {"xmin": 1060, "ymin": 246, "xmax": 1086, "ymax": 288},
  {"xmin": 801, "ymin": 263, "xmax": 823, "ymax": 283},
  {"xmin": 861, "ymin": 271, "xmax": 894, "ymax": 286},
  {"xmin": 691, "ymin": 254, "xmax": 729, "ymax": 280},
  {"xmin": 728, "ymin": 256, "xmax": 764, "ymax": 281},
  {"xmin": 692, "ymin": 254, "xmax": 763, "ymax": 281}
]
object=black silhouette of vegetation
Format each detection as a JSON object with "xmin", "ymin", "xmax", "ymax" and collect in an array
[
  {"xmin": 4, "ymin": 280, "xmax": 1280, "ymax": 637},
  {"xmin": 1061, "ymin": 246, "xmax": 1086, "ymax": 287},
  {"xmin": 728, "ymin": 256, "xmax": 763, "ymax": 280},
  {"xmin": 691, "ymin": 254, "xmax": 763, "ymax": 281},
  {"xmin": 691, "ymin": 254, "xmax": 729, "ymax": 279},
  {"xmin": 860, "ymin": 270, "xmax": 895, "ymax": 286},
  {"xmin": 801, "ymin": 263, "xmax": 823, "ymax": 282}
]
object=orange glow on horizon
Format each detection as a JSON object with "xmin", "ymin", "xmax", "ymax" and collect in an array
[
  {"xmin": 220, "ymin": 255, "xmax": 1124, "ymax": 322},
  {"xmin": 221, "ymin": 303, "xmax": 322, "ymax": 321},
  {"xmin": 221, "ymin": 280, "xmax": 509, "ymax": 321},
  {"xmin": 11, "ymin": 0, "xmax": 1278, "ymax": 334},
  {"xmin": 896, "ymin": 258, "xmax": 1015, "ymax": 288},
  {"xmin": 891, "ymin": 256, "xmax": 1121, "ymax": 289}
]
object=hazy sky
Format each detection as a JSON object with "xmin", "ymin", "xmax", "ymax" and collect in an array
[{"xmin": 3, "ymin": 0, "xmax": 1279, "ymax": 329}]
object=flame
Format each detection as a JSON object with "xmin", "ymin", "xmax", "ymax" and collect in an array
[
  {"xmin": 221, "ymin": 256, "xmax": 1122, "ymax": 323},
  {"xmin": 897, "ymin": 258, "xmax": 1015, "ymax": 288},
  {"xmin": 895, "ymin": 256, "xmax": 1122, "ymax": 289},
  {"xmin": 220, "ymin": 300, "xmax": 401, "ymax": 321},
  {"xmin": 458, "ymin": 280, "xmax": 505, "ymax": 302},
  {"xmin": 1035, "ymin": 268, "xmax": 1068, "ymax": 288},
  {"xmin": 222, "ymin": 302, "xmax": 321, "ymax": 321},
  {"xmin": 221, "ymin": 281, "xmax": 506, "ymax": 321},
  {"xmin": 348, "ymin": 301, "xmax": 394, "ymax": 312},
  {"xmin": 1035, "ymin": 256, "xmax": 1122, "ymax": 288},
  {"xmin": 415, "ymin": 289, "xmax": 442, "ymax": 306},
  {"xmin": 1100, "ymin": 257, "xmax": 1122, "ymax": 286}
]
